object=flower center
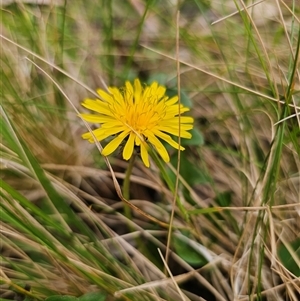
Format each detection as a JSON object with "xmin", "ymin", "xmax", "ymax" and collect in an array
[
  {"xmin": 129, "ymin": 102, "xmax": 157, "ymax": 130},
  {"xmin": 113, "ymin": 94, "xmax": 166, "ymax": 135}
]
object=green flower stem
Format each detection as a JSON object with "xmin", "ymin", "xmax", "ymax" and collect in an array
[
  {"xmin": 149, "ymin": 147, "xmax": 190, "ymax": 222},
  {"xmin": 122, "ymin": 152, "xmax": 136, "ymax": 220}
]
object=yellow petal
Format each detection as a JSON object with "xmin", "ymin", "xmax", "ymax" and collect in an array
[
  {"xmin": 140, "ymin": 142, "xmax": 150, "ymax": 167},
  {"xmin": 101, "ymin": 120, "xmax": 124, "ymax": 128},
  {"xmin": 82, "ymin": 127, "xmax": 124, "ymax": 142},
  {"xmin": 135, "ymin": 135, "xmax": 141, "ymax": 146},
  {"xmin": 166, "ymin": 106, "xmax": 190, "ymax": 116},
  {"xmin": 147, "ymin": 132, "xmax": 170, "ymax": 163},
  {"xmin": 159, "ymin": 124, "xmax": 194, "ymax": 131},
  {"xmin": 156, "ymin": 85, "xmax": 166, "ymax": 99},
  {"xmin": 149, "ymin": 81, "xmax": 158, "ymax": 91},
  {"xmin": 156, "ymin": 126, "xmax": 192, "ymax": 138},
  {"xmin": 155, "ymin": 99, "xmax": 166, "ymax": 112},
  {"xmin": 158, "ymin": 123, "xmax": 193, "ymax": 130},
  {"xmin": 125, "ymin": 81, "xmax": 134, "ymax": 105},
  {"xmin": 160, "ymin": 116, "xmax": 194, "ymax": 125},
  {"xmin": 80, "ymin": 114, "xmax": 114, "ymax": 123},
  {"xmin": 134, "ymin": 78, "xmax": 142, "ymax": 103},
  {"xmin": 81, "ymin": 131, "xmax": 93, "ymax": 141},
  {"xmin": 165, "ymin": 96, "xmax": 179, "ymax": 106},
  {"xmin": 108, "ymin": 87, "xmax": 125, "ymax": 106},
  {"xmin": 97, "ymin": 89, "xmax": 113, "ymax": 103},
  {"xmin": 152, "ymin": 130, "xmax": 185, "ymax": 150},
  {"xmin": 102, "ymin": 130, "xmax": 130, "ymax": 156},
  {"xmin": 143, "ymin": 81, "xmax": 158, "ymax": 101},
  {"xmin": 81, "ymin": 99, "xmax": 112, "ymax": 116},
  {"xmin": 123, "ymin": 132, "xmax": 135, "ymax": 160}
]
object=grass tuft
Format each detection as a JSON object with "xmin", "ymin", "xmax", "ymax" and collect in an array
[{"xmin": 1, "ymin": 1, "xmax": 299, "ymax": 300}]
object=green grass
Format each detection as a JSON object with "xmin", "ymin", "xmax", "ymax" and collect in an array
[{"xmin": 1, "ymin": 1, "xmax": 300, "ymax": 300}]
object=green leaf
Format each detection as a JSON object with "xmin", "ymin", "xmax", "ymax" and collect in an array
[
  {"xmin": 182, "ymin": 128, "xmax": 204, "ymax": 146},
  {"xmin": 45, "ymin": 292, "xmax": 107, "ymax": 301},
  {"xmin": 167, "ymin": 88, "xmax": 193, "ymax": 108},
  {"xmin": 278, "ymin": 239, "xmax": 300, "ymax": 277},
  {"xmin": 215, "ymin": 191, "xmax": 232, "ymax": 207},
  {"xmin": 170, "ymin": 155, "xmax": 209, "ymax": 186},
  {"xmin": 45, "ymin": 296, "xmax": 77, "ymax": 301},
  {"xmin": 78, "ymin": 291, "xmax": 107, "ymax": 301},
  {"xmin": 173, "ymin": 234, "xmax": 208, "ymax": 266},
  {"xmin": 147, "ymin": 73, "xmax": 169, "ymax": 85}
]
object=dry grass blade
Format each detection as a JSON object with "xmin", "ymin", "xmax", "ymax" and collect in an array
[{"xmin": 1, "ymin": 1, "xmax": 299, "ymax": 300}]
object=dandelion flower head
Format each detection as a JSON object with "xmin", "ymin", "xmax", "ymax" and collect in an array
[{"xmin": 80, "ymin": 79, "xmax": 194, "ymax": 167}]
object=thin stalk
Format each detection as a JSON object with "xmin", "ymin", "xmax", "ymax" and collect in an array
[{"xmin": 122, "ymin": 153, "xmax": 137, "ymax": 220}]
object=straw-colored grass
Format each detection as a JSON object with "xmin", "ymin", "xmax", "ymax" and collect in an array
[{"xmin": 1, "ymin": 1, "xmax": 299, "ymax": 300}]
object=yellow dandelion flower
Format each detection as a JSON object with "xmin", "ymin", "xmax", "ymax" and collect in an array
[{"xmin": 80, "ymin": 78, "xmax": 194, "ymax": 167}]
